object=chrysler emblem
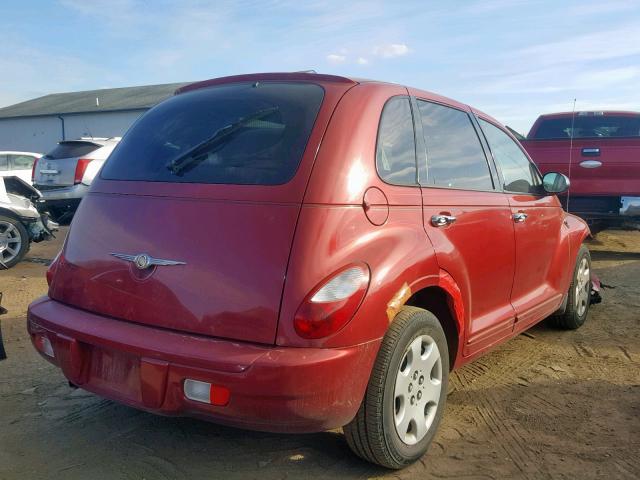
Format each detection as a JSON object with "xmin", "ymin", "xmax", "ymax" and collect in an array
[{"xmin": 110, "ymin": 252, "xmax": 186, "ymax": 269}]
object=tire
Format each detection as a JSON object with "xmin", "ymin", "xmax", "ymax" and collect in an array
[
  {"xmin": 344, "ymin": 306, "xmax": 449, "ymax": 469},
  {"xmin": 550, "ymin": 244, "xmax": 591, "ymax": 330},
  {"xmin": 0, "ymin": 215, "xmax": 29, "ymax": 269}
]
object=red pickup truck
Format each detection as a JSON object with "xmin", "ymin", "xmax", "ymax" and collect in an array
[{"xmin": 521, "ymin": 111, "xmax": 640, "ymax": 229}]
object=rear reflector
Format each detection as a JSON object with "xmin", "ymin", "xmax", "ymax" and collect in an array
[
  {"xmin": 34, "ymin": 335, "xmax": 54, "ymax": 358},
  {"xmin": 184, "ymin": 379, "xmax": 230, "ymax": 406}
]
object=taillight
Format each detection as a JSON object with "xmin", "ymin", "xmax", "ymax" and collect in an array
[
  {"xmin": 74, "ymin": 158, "xmax": 92, "ymax": 184},
  {"xmin": 294, "ymin": 264, "xmax": 370, "ymax": 339},
  {"xmin": 31, "ymin": 157, "xmax": 39, "ymax": 182},
  {"xmin": 46, "ymin": 250, "xmax": 64, "ymax": 287}
]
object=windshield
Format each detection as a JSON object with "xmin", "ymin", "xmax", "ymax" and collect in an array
[
  {"xmin": 101, "ymin": 82, "xmax": 324, "ymax": 185},
  {"xmin": 532, "ymin": 115, "xmax": 640, "ymax": 139}
]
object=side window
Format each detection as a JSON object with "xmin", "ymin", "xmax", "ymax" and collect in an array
[
  {"xmin": 480, "ymin": 119, "xmax": 541, "ymax": 194},
  {"xmin": 9, "ymin": 155, "xmax": 35, "ymax": 170},
  {"xmin": 417, "ymin": 100, "xmax": 493, "ymax": 190},
  {"xmin": 376, "ymin": 97, "xmax": 417, "ymax": 186},
  {"xmin": 0, "ymin": 155, "xmax": 8, "ymax": 171}
]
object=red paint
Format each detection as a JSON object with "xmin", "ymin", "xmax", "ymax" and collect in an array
[
  {"xmin": 521, "ymin": 111, "xmax": 640, "ymax": 219},
  {"xmin": 28, "ymin": 73, "xmax": 589, "ymax": 433}
]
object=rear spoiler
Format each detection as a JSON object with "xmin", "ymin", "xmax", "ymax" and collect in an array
[{"xmin": 176, "ymin": 72, "xmax": 358, "ymax": 95}]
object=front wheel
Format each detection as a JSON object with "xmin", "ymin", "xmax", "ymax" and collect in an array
[
  {"xmin": 344, "ymin": 306, "xmax": 449, "ymax": 469},
  {"xmin": 0, "ymin": 215, "xmax": 29, "ymax": 269}
]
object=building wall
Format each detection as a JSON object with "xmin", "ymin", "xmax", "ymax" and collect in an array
[{"xmin": 0, "ymin": 110, "xmax": 145, "ymax": 153}]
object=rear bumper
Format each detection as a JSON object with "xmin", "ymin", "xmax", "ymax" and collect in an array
[
  {"xmin": 620, "ymin": 197, "xmax": 640, "ymax": 217},
  {"xmin": 560, "ymin": 195, "xmax": 640, "ymax": 219},
  {"xmin": 27, "ymin": 297, "xmax": 379, "ymax": 433},
  {"xmin": 35, "ymin": 183, "xmax": 89, "ymax": 201}
]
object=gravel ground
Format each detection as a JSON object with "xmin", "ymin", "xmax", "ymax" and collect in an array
[{"xmin": 0, "ymin": 227, "xmax": 638, "ymax": 480}]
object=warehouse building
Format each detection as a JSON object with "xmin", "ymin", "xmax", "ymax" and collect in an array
[{"xmin": 0, "ymin": 82, "xmax": 190, "ymax": 154}]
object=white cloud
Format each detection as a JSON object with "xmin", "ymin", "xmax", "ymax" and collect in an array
[
  {"xmin": 356, "ymin": 57, "xmax": 369, "ymax": 65},
  {"xmin": 326, "ymin": 54, "xmax": 347, "ymax": 64},
  {"xmin": 373, "ymin": 43, "xmax": 409, "ymax": 58},
  {"xmin": 517, "ymin": 24, "xmax": 640, "ymax": 67}
]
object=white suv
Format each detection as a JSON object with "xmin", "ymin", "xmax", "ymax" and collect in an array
[
  {"xmin": 33, "ymin": 137, "xmax": 120, "ymax": 222},
  {"xmin": 0, "ymin": 151, "xmax": 42, "ymax": 184}
]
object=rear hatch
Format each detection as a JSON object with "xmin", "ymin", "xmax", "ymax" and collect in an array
[
  {"xmin": 524, "ymin": 113, "xmax": 640, "ymax": 196},
  {"xmin": 34, "ymin": 141, "xmax": 102, "ymax": 187},
  {"xmin": 49, "ymin": 78, "xmax": 354, "ymax": 345}
]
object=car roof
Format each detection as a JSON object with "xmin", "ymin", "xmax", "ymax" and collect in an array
[
  {"xmin": 0, "ymin": 151, "xmax": 43, "ymax": 156},
  {"xmin": 538, "ymin": 111, "xmax": 640, "ymax": 119},
  {"xmin": 176, "ymin": 72, "xmax": 491, "ymax": 121}
]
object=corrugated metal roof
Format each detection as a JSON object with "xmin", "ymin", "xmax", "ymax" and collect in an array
[{"xmin": 0, "ymin": 82, "xmax": 192, "ymax": 119}]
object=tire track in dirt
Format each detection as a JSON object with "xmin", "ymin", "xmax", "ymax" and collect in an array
[{"xmin": 473, "ymin": 394, "xmax": 540, "ymax": 479}]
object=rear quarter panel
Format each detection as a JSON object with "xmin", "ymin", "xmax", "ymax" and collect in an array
[{"xmin": 277, "ymin": 83, "xmax": 442, "ymax": 349}]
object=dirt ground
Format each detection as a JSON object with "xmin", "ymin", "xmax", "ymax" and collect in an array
[{"xmin": 0, "ymin": 227, "xmax": 638, "ymax": 480}]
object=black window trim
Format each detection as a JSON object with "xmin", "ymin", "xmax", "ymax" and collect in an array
[
  {"xmin": 413, "ymin": 97, "xmax": 500, "ymax": 193},
  {"xmin": 476, "ymin": 116, "xmax": 545, "ymax": 197},
  {"xmin": 374, "ymin": 94, "xmax": 421, "ymax": 188}
]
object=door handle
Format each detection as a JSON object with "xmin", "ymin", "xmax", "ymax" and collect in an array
[
  {"xmin": 581, "ymin": 147, "xmax": 600, "ymax": 157},
  {"xmin": 513, "ymin": 212, "xmax": 528, "ymax": 223},
  {"xmin": 431, "ymin": 214, "xmax": 457, "ymax": 227}
]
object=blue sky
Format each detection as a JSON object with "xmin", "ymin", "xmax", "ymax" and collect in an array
[{"xmin": 1, "ymin": 0, "xmax": 639, "ymax": 134}]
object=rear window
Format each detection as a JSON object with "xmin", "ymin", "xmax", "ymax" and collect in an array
[
  {"xmin": 532, "ymin": 115, "xmax": 640, "ymax": 139},
  {"xmin": 101, "ymin": 82, "xmax": 325, "ymax": 185},
  {"xmin": 45, "ymin": 142, "xmax": 101, "ymax": 160}
]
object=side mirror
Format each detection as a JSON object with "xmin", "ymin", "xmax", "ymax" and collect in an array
[{"xmin": 542, "ymin": 172, "xmax": 570, "ymax": 194}]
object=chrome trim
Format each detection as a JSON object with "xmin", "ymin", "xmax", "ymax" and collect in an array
[
  {"xmin": 579, "ymin": 160, "xmax": 602, "ymax": 169},
  {"xmin": 431, "ymin": 215, "xmax": 457, "ymax": 227},
  {"xmin": 110, "ymin": 252, "xmax": 186, "ymax": 270},
  {"xmin": 513, "ymin": 212, "xmax": 528, "ymax": 223}
]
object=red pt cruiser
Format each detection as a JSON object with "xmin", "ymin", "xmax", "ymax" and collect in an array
[{"xmin": 28, "ymin": 73, "xmax": 592, "ymax": 468}]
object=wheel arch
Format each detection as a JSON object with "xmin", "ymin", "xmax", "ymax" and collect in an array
[
  {"xmin": 405, "ymin": 271, "xmax": 466, "ymax": 369},
  {"xmin": 0, "ymin": 207, "xmax": 21, "ymax": 221}
]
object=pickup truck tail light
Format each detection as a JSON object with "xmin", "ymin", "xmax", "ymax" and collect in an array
[
  {"xmin": 294, "ymin": 264, "xmax": 370, "ymax": 339},
  {"xmin": 74, "ymin": 158, "xmax": 92, "ymax": 184}
]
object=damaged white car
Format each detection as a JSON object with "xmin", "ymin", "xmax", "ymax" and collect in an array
[{"xmin": 0, "ymin": 177, "xmax": 57, "ymax": 269}]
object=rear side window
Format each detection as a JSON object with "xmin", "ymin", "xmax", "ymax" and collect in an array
[
  {"xmin": 480, "ymin": 119, "xmax": 541, "ymax": 194},
  {"xmin": 376, "ymin": 97, "xmax": 417, "ymax": 185},
  {"xmin": 532, "ymin": 115, "xmax": 640, "ymax": 139},
  {"xmin": 45, "ymin": 142, "xmax": 101, "ymax": 160},
  {"xmin": 101, "ymin": 82, "xmax": 324, "ymax": 185},
  {"xmin": 0, "ymin": 155, "xmax": 7, "ymax": 171},
  {"xmin": 417, "ymin": 100, "xmax": 493, "ymax": 190},
  {"xmin": 9, "ymin": 155, "xmax": 35, "ymax": 169}
]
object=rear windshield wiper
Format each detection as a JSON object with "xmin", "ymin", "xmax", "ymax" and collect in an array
[{"xmin": 166, "ymin": 106, "xmax": 280, "ymax": 176}]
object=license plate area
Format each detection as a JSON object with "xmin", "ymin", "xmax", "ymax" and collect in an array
[{"xmin": 89, "ymin": 346, "xmax": 142, "ymax": 402}]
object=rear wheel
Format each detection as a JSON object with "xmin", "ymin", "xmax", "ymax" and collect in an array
[
  {"xmin": 344, "ymin": 306, "xmax": 449, "ymax": 469},
  {"xmin": 0, "ymin": 215, "xmax": 29, "ymax": 269},
  {"xmin": 550, "ymin": 244, "xmax": 591, "ymax": 330}
]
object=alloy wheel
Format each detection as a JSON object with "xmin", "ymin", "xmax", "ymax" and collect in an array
[
  {"xmin": 0, "ymin": 220, "xmax": 23, "ymax": 266},
  {"xmin": 575, "ymin": 257, "xmax": 590, "ymax": 317},
  {"xmin": 393, "ymin": 334, "xmax": 443, "ymax": 445}
]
